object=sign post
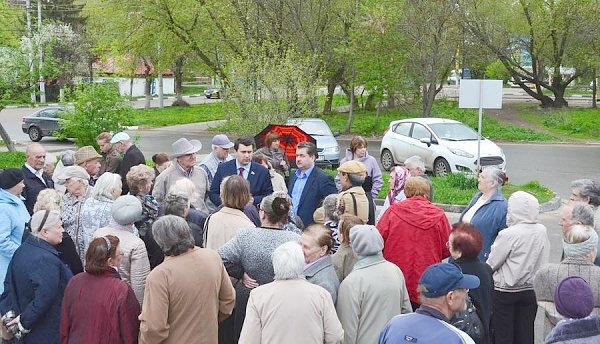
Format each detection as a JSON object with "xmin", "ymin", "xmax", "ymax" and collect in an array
[{"xmin": 458, "ymin": 80, "xmax": 503, "ymax": 173}]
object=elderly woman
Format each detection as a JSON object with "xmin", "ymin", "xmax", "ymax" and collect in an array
[
  {"xmin": 60, "ymin": 235, "xmax": 140, "ymax": 343},
  {"xmin": 337, "ymin": 160, "xmax": 370, "ymax": 223},
  {"xmin": 255, "ymin": 131, "xmax": 289, "ymax": 176},
  {"xmin": 449, "ymin": 223, "xmax": 494, "ymax": 344},
  {"xmin": 321, "ymin": 194, "xmax": 343, "ymax": 253},
  {"xmin": 165, "ymin": 178, "xmax": 208, "ymax": 228},
  {"xmin": 459, "ymin": 166, "xmax": 508, "ymax": 261},
  {"xmin": 377, "ymin": 166, "xmax": 410, "ymax": 223},
  {"xmin": 34, "ymin": 189, "xmax": 83, "ymax": 275},
  {"xmin": 0, "ymin": 210, "xmax": 72, "ymax": 343},
  {"xmin": 139, "ymin": 216, "xmax": 235, "ymax": 343},
  {"xmin": 253, "ymin": 153, "xmax": 287, "ymax": 193},
  {"xmin": 0, "ymin": 169, "xmax": 30, "ymax": 294},
  {"xmin": 163, "ymin": 190, "xmax": 204, "ymax": 248},
  {"xmin": 331, "ymin": 214, "xmax": 364, "ymax": 281},
  {"xmin": 204, "ymin": 175, "xmax": 254, "ymax": 250},
  {"xmin": 487, "ymin": 191, "xmax": 550, "ymax": 344},
  {"xmin": 533, "ymin": 224, "xmax": 600, "ymax": 338},
  {"xmin": 336, "ymin": 136, "xmax": 383, "ymax": 199},
  {"xmin": 126, "ymin": 164, "xmax": 161, "ymax": 269},
  {"xmin": 239, "ymin": 242, "xmax": 344, "ymax": 343},
  {"xmin": 79, "ymin": 172, "xmax": 122, "ymax": 260},
  {"xmin": 301, "ymin": 224, "xmax": 340, "ymax": 303},
  {"xmin": 377, "ymin": 176, "xmax": 451, "ymax": 310},
  {"xmin": 272, "ymin": 191, "xmax": 303, "ymax": 234},
  {"xmin": 93, "ymin": 195, "xmax": 150, "ymax": 305},
  {"xmin": 570, "ymin": 179, "xmax": 600, "ymax": 228},
  {"xmin": 218, "ymin": 194, "xmax": 301, "ymax": 342},
  {"xmin": 52, "ymin": 150, "xmax": 76, "ymax": 194}
]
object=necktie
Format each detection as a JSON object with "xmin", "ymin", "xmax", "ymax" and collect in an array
[{"xmin": 238, "ymin": 167, "xmax": 244, "ymax": 176}]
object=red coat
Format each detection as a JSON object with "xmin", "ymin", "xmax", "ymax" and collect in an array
[
  {"xmin": 60, "ymin": 269, "xmax": 140, "ymax": 344},
  {"xmin": 377, "ymin": 196, "xmax": 451, "ymax": 303}
]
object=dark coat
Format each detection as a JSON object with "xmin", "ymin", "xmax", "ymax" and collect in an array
[
  {"xmin": 21, "ymin": 165, "xmax": 54, "ymax": 214},
  {"xmin": 0, "ymin": 235, "xmax": 72, "ymax": 344},
  {"xmin": 60, "ymin": 269, "xmax": 140, "ymax": 344},
  {"xmin": 288, "ymin": 166, "xmax": 337, "ymax": 227},
  {"xmin": 55, "ymin": 232, "xmax": 84, "ymax": 275},
  {"xmin": 209, "ymin": 160, "xmax": 273, "ymax": 207},
  {"xmin": 118, "ymin": 145, "xmax": 145, "ymax": 195},
  {"xmin": 454, "ymin": 256, "xmax": 494, "ymax": 344}
]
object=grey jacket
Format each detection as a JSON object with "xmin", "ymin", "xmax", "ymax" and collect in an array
[{"xmin": 304, "ymin": 255, "xmax": 340, "ymax": 304}]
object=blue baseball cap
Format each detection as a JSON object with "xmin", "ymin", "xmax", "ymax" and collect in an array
[{"xmin": 419, "ymin": 263, "xmax": 480, "ymax": 298}]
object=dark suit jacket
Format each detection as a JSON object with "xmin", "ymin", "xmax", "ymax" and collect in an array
[
  {"xmin": 118, "ymin": 145, "xmax": 145, "ymax": 195},
  {"xmin": 288, "ymin": 166, "xmax": 337, "ymax": 226},
  {"xmin": 209, "ymin": 160, "xmax": 273, "ymax": 207},
  {"xmin": 21, "ymin": 165, "xmax": 54, "ymax": 214}
]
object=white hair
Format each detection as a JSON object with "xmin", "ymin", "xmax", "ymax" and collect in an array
[
  {"xmin": 404, "ymin": 156, "xmax": 425, "ymax": 171},
  {"xmin": 92, "ymin": 172, "xmax": 122, "ymax": 200},
  {"xmin": 30, "ymin": 210, "xmax": 61, "ymax": 234},
  {"xmin": 170, "ymin": 178, "xmax": 199, "ymax": 204},
  {"xmin": 272, "ymin": 241, "xmax": 305, "ymax": 280}
]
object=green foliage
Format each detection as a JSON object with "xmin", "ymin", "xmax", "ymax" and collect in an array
[
  {"xmin": 0, "ymin": 152, "xmax": 26, "ymax": 169},
  {"xmin": 123, "ymin": 103, "xmax": 226, "ymax": 127},
  {"xmin": 520, "ymin": 107, "xmax": 600, "ymax": 140},
  {"xmin": 502, "ymin": 180, "xmax": 554, "ymax": 204},
  {"xmin": 485, "ymin": 60, "xmax": 510, "ymax": 82},
  {"xmin": 58, "ymin": 82, "xmax": 131, "ymax": 148}
]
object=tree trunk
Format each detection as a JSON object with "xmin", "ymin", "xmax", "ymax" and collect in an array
[
  {"xmin": 387, "ymin": 92, "xmax": 396, "ymax": 108},
  {"xmin": 142, "ymin": 58, "xmax": 153, "ymax": 109},
  {"xmin": 172, "ymin": 57, "xmax": 189, "ymax": 107},
  {"xmin": 0, "ymin": 122, "xmax": 16, "ymax": 152},
  {"xmin": 592, "ymin": 70, "xmax": 597, "ymax": 109},
  {"xmin": 340, "ymin": 83, "xmax": 357, "ymax": 109},
  {"xmin": 323, "ymin": 79, "xmax": 336, "ymax": 114},
  {"xmin": 421, "ymin": 83, "xmax": 436, "ymax": 117},
  {"xmin": 364, "ymin": 93, "xmax": 376, "ymax": 111},
  {"xmin": 344, "ymin": 82, "xmax": 354, "ymax": 134}
]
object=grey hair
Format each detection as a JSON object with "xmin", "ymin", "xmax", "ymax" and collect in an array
[
  {"xmin": 571, "ymin": 201, "xmax": 595, "ymax": 227},
  {"xmin": 92, "ymin": 172, "xmax": 122, "ymax": 200},
  {"xmin": 164, "ymin": 191, "xmax": 190, "ymax": 217},
  {"xmin": 152, "ymin": 215, "xmax": 195, "ymax": 256},
  {"xmin": 30, "ymin": 210, "xmax": 61, "ymax": 234},
  {"xmin": 348, "ymin": 173, "xmax": 366, "ymax": 187},
  {"xmin": 483, "ymin": 166, "xmax": 505, "ymax": 188},
  {"xmin": 170, "ymin": 178, "xmax": 199, "ymax": 204},
  {"xmin": 260, "ymin": 193, "xmax": 291, "ymax": 225},
  {"xmin": 272, "ymin": 241, "xmax": 305, "ymax": 280},
  {"xmin": 33, "ymin": 189, "xmax": 63, "ymax": 212},
  {"xmin": 404, "ymin": 156, "xmax": 425, "ymax": 171},
  {"xmin": 571, "ymin": 179, "xmax": 600, "ymax": 207},
  {"xmin": 60, "ymin": 150, "xmax": 76, "ymax": 167},
  {"xmin": 323, "ymin": 194, "xmax": 339, "ymax": 221}
]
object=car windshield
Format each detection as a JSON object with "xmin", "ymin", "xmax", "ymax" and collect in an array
[
  {"xmin": 428, "ymin": 123, "xmax": 481, "ymax": 141},
  {"xmin": 293, "ymin": 121, "xmax": 333, "ymax": 136}
]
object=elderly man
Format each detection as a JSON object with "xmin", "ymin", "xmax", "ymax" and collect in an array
[
  {"xmin": 209, "ymin": 137, "xmax": 272, "ymax": 207},
  {"xmin": 21, "ymin": 143, "xmax": 54, "ymax": 214},
  {"xmin": 571, "ymin": 178, "xmax": 600, "ymax": 230},
  {"xmin": 404, "ymin": 155, "xmax": 433, "ymax": 200},
  {"xmin": 337, "ymin": 225, "xmax": 412, "ymax": 344},
  {"xmin": 289, "ymin": 141, "xmax": 338, "ymax": 226},
  {"xmin": 153, "ymin": 138, "xmax": 209, "ymax": 213},
  {"xmin": 378, "ymin": 263, "xmax": 479, "ymax": 344},
  {"xmin": 239, "ymin": 241, "xmax": 343, "ymax": 344},
  {"xmin": 111, "ymin": 132, "xmax": 145, "ymax": 195},
  {"xmin": 558, "ymin": 202, "xmax": 595, "ymax": 261},
  {"xmin": 337, "ymin": 160, "xmax": 370, "ymax": 223},
  {"xmin": 96, "ymin": 132, "xmax": 122, "ymax": 176},
  {"xmin": 198, "ymin": 134, "xmax": 234, "ymax": 185},
  {"xmin": 75, "ymin": 146, "xmax": 102, "ymax": 186}
]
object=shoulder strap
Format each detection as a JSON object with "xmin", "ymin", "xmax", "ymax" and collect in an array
[
  {"xmin": 349, "ymin": 193, "xmax": 358, "ymax": 216},
  {"xmin": 202, "ymin": 214, "xmax": 212, "ymax": 248}
]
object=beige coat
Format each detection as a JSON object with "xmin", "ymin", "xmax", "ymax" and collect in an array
[
  {"xmin": 331, "ymin": 244, "xmax": 356, "ymax": 282},
  {"xmin": 152, "ymin": 163, "xmax": 209, "ymax": 213},
  {"xmin": 93, "ymin": 226, "xmax": 150, "ymax": 305},
  {"xmin": 204, "ymin": 207, "xmax": 255, "ymax": 250},
  {"xmin": 139, "ymin": 247, "xmax": 235, "ymax": 344},
  {"xmin": 270, "ymin": 169, "xmax": 288, "ymax": 193},
  {"xmin": 239, "ymin": 279, "xmax": 344, "ymax": 344},
  {"xmin": 339, "ymin": 186, "xmax": 369, "ymax": 223}
]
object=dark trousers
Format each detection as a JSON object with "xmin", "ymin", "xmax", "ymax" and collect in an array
[{"xmin": 492, "ymin": 289, "xmax": 537, "ymax": 344}]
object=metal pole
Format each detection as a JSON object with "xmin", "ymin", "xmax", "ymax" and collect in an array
[
  {"xmin": 26, "ymin": 0, "xmax": 36, "ymax": 103},
  {"xmin": 477, "ymin": 81, "xmax": 483, "ymax": 176},
  {"xmin": 37, "ymin": 0, "xmax": 46, "ymax": 103}
]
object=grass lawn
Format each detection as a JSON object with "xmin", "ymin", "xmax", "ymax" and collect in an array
[
  {"xmin": 0, "ymin": 151, "xmax": 26, "ymax": 169},
  {"xmin": 123, "ymin": 103, "xmax": 227, "ymax": 127},
  {"xmin": 183, "ymin": 86, "xmax": 206, "ymax": 95},
  {"xmin": 517, "ymin": 105, "xmax": 600, "ymax": 140}
]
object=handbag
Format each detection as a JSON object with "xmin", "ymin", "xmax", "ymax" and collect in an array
[{"xmin": 450, "ymin": 294, "xmax": 484, "ymax": 343}]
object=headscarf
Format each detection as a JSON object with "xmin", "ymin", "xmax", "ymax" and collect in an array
[
  {"xmin": 563, "ymin": 229, "xmax": 598, "ymax": 258},
  {"xmin": 387, "ymin": 166, "xmax": 409, "ymax": 205}
]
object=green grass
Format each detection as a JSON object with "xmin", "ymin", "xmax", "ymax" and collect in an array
[
  {"xmin": 317, "ymin": 95, "xmax": 351, "ymax": 108},
  {"xmin": 519, "ymin": 106, "xmax": 600, "ymax": 139},
  {"xmin": 542, "ymin": 88, "xmax": 594, "ymax": 97},
  {"xmin": 123, "ymin": 103, "xmax": 226, "ymax": 127},
  {"xmin": 182, "ymin": 86, "xmax": 206, "ymax": 96},
  {"xmin": 0, "ymin": 151, "xmax": 26, "ymax": 169}
]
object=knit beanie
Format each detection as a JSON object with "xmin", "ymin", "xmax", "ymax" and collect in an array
[
  {"xmin": 350, "ymin": 225, "xmax": 384, "ymax": 256},
  {"xmin": 554, "ymin": 276, "xmax": 594, "ymax": 319},
  {"xmin": 111, "ymin": 195, "xmax": 142, "ymax": 225},
  {"xmin": 0, "ymin": 168, "xmax": 24, "ymax": 190}
]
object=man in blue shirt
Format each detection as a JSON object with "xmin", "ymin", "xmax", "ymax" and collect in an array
[{"xmin": 288, "ymin": 141, "xmax": 337, "ymax": 226}]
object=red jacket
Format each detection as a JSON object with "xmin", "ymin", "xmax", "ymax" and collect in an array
[
  {"xmin": 60, "ymin": 269, "xmax": 140, "ymax": 344},
  {"xmin": 377, "ymin": 196, "xmax": 451, "ymax": 303}
]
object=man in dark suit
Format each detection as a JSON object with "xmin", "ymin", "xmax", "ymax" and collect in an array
[
  {"xmin": 111, "ymin": 132, "xmax": 146, "ymax": 195},
  {"xmin": 209, "ymin": 137, "xmax": 273, "ymax": 207},
  {"xmin": 288, "ymin": 141, "xmax": 337, "ymax": 226},
  {"xmin": 21, "ymin": 143, "xmax": 54, "ymax": 214}
]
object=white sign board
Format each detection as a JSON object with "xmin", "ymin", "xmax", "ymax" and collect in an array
[{"xmin": 458, "ymin": 79, "xmax": 503, "ymax": 109}]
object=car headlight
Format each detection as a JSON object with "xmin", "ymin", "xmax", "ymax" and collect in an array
[
  {"xmin": 322, "ymin": 146, "xmax": 339, "ymax": 153},
  {"xmin": 449, "ymin": 148, "xmax": 474, "ymax": 158}
]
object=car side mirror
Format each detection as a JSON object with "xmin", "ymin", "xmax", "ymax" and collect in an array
[
  {"xmin": 333, "ymin": 131, "xmax": 340, "ymax": 137},
  {"xmin": 419, "ymin": 138, "xmax": 431, "ymax": 147}
]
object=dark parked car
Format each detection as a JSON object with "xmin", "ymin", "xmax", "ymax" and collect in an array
[{"xmin": 21, "ymin": 107, "xmax": 65, "ymax": 142}]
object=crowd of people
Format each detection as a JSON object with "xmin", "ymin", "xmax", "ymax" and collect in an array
[{"xmin": 0, "ymin": 130, "xmax": 599, "ymax": 344}]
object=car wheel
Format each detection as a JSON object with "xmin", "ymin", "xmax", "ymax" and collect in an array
[
  {"xmin": 206, "ymin": 95, "xmax": 212, "ymax": 99},
  {"xmin": 433, "ymin": 158, "xmax": 451, "ymax": 176},
  {"xmin": 28, "ymin": 126, "xmax": 42, "ymax": 142},
  {"xmin": 380, "ymin": 149, "xmax": 395, "ymax": 171},
  {"xmin": 214, "ymin": 92, "xmax": 220, "ymax": 99}
]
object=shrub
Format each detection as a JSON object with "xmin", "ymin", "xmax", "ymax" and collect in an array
[
  {"xmin": 0, "ymin": 151, "xmax": 26, "ymax": 169},
  {"xmin": 58, "ymin": 82, "xmax": 132, "ymax": 148}
]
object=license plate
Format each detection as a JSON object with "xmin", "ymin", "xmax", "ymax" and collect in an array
[{"xmin": 316, "ymin": 155, "xmax": 324, "ymax": 161}]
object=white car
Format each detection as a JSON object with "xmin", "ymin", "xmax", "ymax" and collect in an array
[{"xmin": 380, "ymin": 118, "xmax": 506, "ymax": 176}]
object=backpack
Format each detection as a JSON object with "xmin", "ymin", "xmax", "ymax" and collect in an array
[{"xmin": 450, "ymin": 294, "xmax": 484, "ymax": 343}]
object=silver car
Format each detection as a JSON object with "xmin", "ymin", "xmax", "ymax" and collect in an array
[
  {"xmin": 21, "ymin": 107, "xmax": 65, "ymax": 142},
  {"xmin": 286, "ymin": 118, "xmax": 340, "ymax": 168}
]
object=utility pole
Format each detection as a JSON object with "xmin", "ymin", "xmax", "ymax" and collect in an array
[
  {"xmin": 37, "ymin": 0, "xmax": 46, "ymax": 103},
  {"xmin": 26, "ymin": 0, "xmax": 36, "ymax": 103}
]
